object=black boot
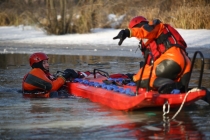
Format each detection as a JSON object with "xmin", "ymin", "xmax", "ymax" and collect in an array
[{"xmin": 158, "ymin": 82, "xmax": 183, "ymax": 94}]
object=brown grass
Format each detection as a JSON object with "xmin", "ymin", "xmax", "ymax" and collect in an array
[{"xmin": 0, "ymin": 0, "xmax": 209, "ymax": 35}]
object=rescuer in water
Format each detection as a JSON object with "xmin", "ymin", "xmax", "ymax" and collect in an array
[{"xmin": 22, "ymin": 52, "xmax": 78, "ymax": 98}]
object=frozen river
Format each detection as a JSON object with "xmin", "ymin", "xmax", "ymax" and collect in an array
[{"xmin": 0, "ymin": 52, "xmax": 210, "ymax": 139}]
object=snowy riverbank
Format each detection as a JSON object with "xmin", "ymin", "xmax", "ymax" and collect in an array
[{"xmin": 0, "ymin": 26, "xmax": 210, "ymax": 58}]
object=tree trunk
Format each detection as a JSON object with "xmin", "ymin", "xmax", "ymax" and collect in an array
[
  {"xmin": 46, "ymin": 0, "xmax": 57, "ymax": 34},
  {"xmin": 60, "ymin": 0, "xmax": 66, "ymax": 34}
]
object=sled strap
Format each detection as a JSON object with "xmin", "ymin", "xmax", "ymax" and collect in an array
[{"xmin": 136, "ymin": 53, "xmax": 154, "ymax": 95}]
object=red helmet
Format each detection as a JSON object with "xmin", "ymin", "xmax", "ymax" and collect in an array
[
  {"xmin": 29, "ymin": 52, "xmax": 49, "ymax": 66},
  {"xmin": 128, "ymin": 16, "xmax": 148, "ymax": 28}
]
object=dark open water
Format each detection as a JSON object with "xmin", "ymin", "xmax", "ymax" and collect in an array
[{"xmin": 0, "ymin": 53, "xmax": 210, "ymax": 140}]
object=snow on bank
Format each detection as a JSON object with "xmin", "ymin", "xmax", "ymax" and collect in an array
[
  {"xmin": 0, "ymin": 26, "xmax": 210, "ymax": 58},
  {"xmin": 0, "ymin": 26, "xmax": 210, "ymax": 48}
]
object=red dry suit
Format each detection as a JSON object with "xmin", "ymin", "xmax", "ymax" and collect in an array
[
  {"xmin": 130, "ymin": 19, "xmax": 191, "ymax": 89},
  {"xmin": 22, "ymin": 68, "xmax": 65, "ymax": 98}
]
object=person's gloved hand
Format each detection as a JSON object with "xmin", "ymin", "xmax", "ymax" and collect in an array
[
  {"xmin": 62, "ymin": 69, "xmax": 78, "ymax": 80},
  {"xmin": 125, "ymin": 73, "xmax": 135, "ymax": 81},
  {"xmin": 113, "ymin": 29, "xmax": 130, "ymax": 45}
]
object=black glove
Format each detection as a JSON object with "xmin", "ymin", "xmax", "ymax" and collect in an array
[
  {"xmin": 125, "ymin": 73, "xmax": 135, "ymax": 81},
  {"xmin": 113, "ymin": 29, "xmax": 130, "ymax": 45},
  {"xmin": 62, "ymin": 69, "xmax": 78, "ymax": 80}
]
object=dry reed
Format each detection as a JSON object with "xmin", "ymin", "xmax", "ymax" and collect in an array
[{"xmin": 0, "ymin": 0, "xmax": 209, "ymax": 35}]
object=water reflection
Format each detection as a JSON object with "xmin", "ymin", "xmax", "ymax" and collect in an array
[
  {"xmin": 0, "ymin": 91, "xmax": 206, "ymax": 139},
  {"xmin": 0, "ymin": 53, "xmax": 210, "ymax": 139}
]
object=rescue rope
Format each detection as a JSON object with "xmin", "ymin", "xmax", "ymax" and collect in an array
[{"xmin": 163, "ymin": 88, "xmax": 201, "ymax": 120}]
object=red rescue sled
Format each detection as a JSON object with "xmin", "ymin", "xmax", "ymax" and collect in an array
[
  {"xmin": 66, "ymin": 73, "xmax": 206, "ymax": 111},
  {"xmin": 66, "ymin": 51, "xmax": 207, "ymax": 111}
]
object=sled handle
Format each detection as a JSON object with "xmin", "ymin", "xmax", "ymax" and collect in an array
[
  {"xmin": 93, "ymin": 69, "xmax": 110, "ymax": 78},
  {"xmin": 185, "ymin": 51, "xmax": 204, "ymax": 91}
]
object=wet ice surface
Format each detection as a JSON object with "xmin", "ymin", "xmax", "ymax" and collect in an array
[
  {"xmin": 1, "ymin": 43, "xmax": 210, "ymax": 59},
  {"xmin": 0, "ymin": 26, "xmax": 210, "ymax": 58},
  {"xmin": 0, "ymin": 53, "xmax": 210, "ymax": 139}
]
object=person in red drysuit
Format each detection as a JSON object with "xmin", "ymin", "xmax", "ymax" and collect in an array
[
  {"xmin": 113, "ymin": 16, "xmax": 191, "ymax": 93},
  {"xmin": 22, "ymin": 52, "xmax": 78, "ymax": 98}
]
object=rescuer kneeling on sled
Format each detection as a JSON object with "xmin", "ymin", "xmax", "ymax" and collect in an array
[
  {"xmin": 22, "ymin": 52, "xmax": 78, "ymax": 98},
  {"xmin": 113, "ymin": 16, "xmax": 191, "ymax": 93}
]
